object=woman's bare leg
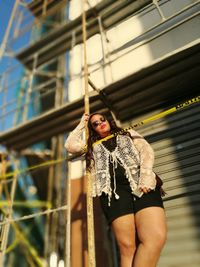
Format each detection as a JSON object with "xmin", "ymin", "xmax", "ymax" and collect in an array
[
  {"xmin": 133, "ymin": 207, "xmax": 167, "ymax": 267},
  {"xmin": 111, "ymin": 214, "xmax": 136, "ymax": 267}
]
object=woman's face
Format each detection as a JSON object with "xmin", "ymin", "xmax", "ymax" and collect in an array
[{"xmin": 90, "ymin": 114, "xmax": 111, "ymax": 137}]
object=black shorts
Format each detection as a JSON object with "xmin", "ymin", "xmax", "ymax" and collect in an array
[{"xmin": 99, "ymin": 185, "xmax": 164, "ymax": 225}]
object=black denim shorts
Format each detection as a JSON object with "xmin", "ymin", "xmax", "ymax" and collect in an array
[{"xmin": 99, "ymin": 185, "xmax": 164, "ymax": 225}]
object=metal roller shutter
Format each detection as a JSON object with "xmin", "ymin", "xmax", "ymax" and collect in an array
[{"xmin": 137, "ymin": 102, "xmax": 200, "ymax": 267}]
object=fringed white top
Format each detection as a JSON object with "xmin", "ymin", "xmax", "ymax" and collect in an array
[{"xmin": 65, "ymin": 116, "xmax": 156, "ymax": 205}]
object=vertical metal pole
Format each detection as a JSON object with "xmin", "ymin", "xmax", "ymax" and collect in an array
[
  {"xmin": 13, "ymin": 75, "xmax": 27, "ymax": 126},
  {"xmin": 1, "ymin": 71, "xmax": 7, "ymax": 132},
  {"xmin": 48, "ymin": 138, "xmax": 57, "ymax": 256},
  {"xmin": 55, "ymin": 135, "xmax": 64, "ymax": 254},
  {"xmin": 97, "ymin": 16, "xmax": 107, "ymax": 85},
  {"xmin": 64, "ymin": 29, "xmax": 77, "ymax": 267},
  {"xmin": 97, "ymin": 15, "xmax": 114, "ymax": 83},
  {"xmin": 22, "ymin": 54, "xmax": 38, "ymax": 123},
  {"xmin": 44, "ymin": 154, "xmax": 54, "ymax": 265},
  {"xmin": 49, "ymin": 39, "xmax": 66, "ymax": 260},
  {"xmin": 0, "ymin": 154, "xmax": 7, "ymax": 198},
  {"xmin": 65, "ymin": 160, "xmax": 71, "ymax": 267},
  {"xmin": 82, "ymin": 1, "xmax": 96, "ymax": 266},
  {"xmin": 0, "ymin": 154, "xmax": 7, "ymax": 259},
  {"xmin": 50, "ymin": 141, "xmax": 62, "ymax": 256},
  {"xmin": 0, "ymin": 154, "xmax": 18, "ymax": 267},
  {"xmin": 13, "ymin": 10, "xmax": 23, "ymax": 39},
  {"xmin": 42, "ymin": 0, "xmax": 48, "ymax": 16}
]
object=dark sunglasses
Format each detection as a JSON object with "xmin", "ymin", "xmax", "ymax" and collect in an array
[{"xmin": 91, "ymin": 117, "xmax": 106, "ymax": 128}]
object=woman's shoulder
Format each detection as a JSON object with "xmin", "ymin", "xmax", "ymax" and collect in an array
[{"xmin": 127, "ymin": 129, "xmax": 143, "ymax": 138}]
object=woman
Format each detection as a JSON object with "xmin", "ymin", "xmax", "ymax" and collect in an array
[{"xmin": 65, "ymin": 113, "xmax": 167, "ymax": 267}]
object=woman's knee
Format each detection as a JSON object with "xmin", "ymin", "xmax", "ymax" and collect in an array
[
  {"xmin": 137, "ymin": 209, "xmax": 167, "ymax": 247},
  {"xmin": 117, "ymin": 237, "xmax": 136, "ymax": 256},
  {"xmin": 144, "ymin": 229, "xmax": 167, "ymax": 252},
  {"xmin": 111, "ymin": 214, "xmax": 136, "ymax": 256},
  {"xmin": 156, "ymin": 228, "xmax": 167, "ymax": 249}
]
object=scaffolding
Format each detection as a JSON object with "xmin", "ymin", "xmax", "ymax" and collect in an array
[
  {"xmin": 0, "ymin": 0, "xmax": 200, "ymax": 266},
  {"xmin": 0, "ymin": 1, "xmax": 75, "ymax": 266}
]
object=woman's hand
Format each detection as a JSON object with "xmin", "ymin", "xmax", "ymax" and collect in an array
[
  {"xmin": 80, "ymin": 113, "xmax": 89, "ymax": 125},
  {"xmin": 139, "ymin": 171, "xmax": 156, "ymax": 194},
  {"xmin": 140, "ymin": 187, "xmax": 151, "ymax": 194},
  {"xmin": 84, "ymin": 113, "xmax": 90, "ymax": 122}
]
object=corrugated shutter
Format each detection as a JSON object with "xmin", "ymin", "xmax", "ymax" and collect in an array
[{"xmin": 137, "ymin": 102, "xmax": 200, "ymax": 267}]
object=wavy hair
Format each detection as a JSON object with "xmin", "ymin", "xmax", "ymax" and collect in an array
[{"xmin": 86, "ymin": 113, "xmax": 129, "ymax": 170}]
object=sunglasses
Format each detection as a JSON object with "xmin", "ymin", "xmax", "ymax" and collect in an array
[{"xmin": 91, "ymin": 117, "xmax": 107, "ymax": 128}]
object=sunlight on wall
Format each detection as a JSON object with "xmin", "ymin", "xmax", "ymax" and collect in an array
[
  {"xmin": 71, "ymin": 44, "xmax": 83, "ymax": 75},
  {"xmin": 106, "ymin": 16, "xmax": 144, "ymax": 50},
  {"xmin": 87, "ymin": 34, "xmax": 103, "ymax": 65},
  {"xmin": 67, "ymin": 0, "xmax": 199, "ymax": 100},
  {"xmin": 111, "ymin": 45, "xmax": 152, "ymax": 81},
  {"xmin": 69, "ymin": 0, "xmax": 101, "ymax": 20},
  {"xmin": 69, "ymin": 0, "xmax": 82, "ymax": 20},
  {"xmin": 68, "ymin": 44, "xmax": 83, "ymax": 101},
  {"xmin": 70, "ymin": 160, "xmax": 85, "ymax": 180},
  {"xmin": 68, "ymin": 77, "xmax": 82, "ymax": 101},
  {"xmin": 67, "ymin": 1, "xmax": 157, "ymax": 94},
  {"xmin": 89, "ymin": 68, "xmax": 105, "ymax": 89}
]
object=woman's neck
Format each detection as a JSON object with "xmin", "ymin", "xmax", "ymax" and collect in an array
[{"xmin": 100, "ymin": 131, "xmax": 111, "ymax": 138}]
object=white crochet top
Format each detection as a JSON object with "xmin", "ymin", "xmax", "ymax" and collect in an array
[{"xmin": 65, "ymin": 116, "xmax": 156, "ymax": 204}]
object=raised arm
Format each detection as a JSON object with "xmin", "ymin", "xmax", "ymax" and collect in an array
[
  {"xmin": 129, "ymin": 129, "xmax": 156, "ymax": 190},
  {"xmin": 64, "ymin": 114, "xmax": 89, "ymax": 154}
]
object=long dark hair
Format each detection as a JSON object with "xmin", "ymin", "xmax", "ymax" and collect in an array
[{"xmin": 86, "ymin": 113, "xmax": 127, "ymax": 170}]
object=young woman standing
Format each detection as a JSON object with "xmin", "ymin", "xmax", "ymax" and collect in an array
[{"xmin": 65, "ymin": 113, "xmax": 167, "ymax": 267}]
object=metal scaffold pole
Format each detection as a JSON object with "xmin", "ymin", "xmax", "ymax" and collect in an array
[
  {"xmin": 82, "ymin": 0, "xmax": 96, "ymax": 266},
  {"xmin": 44, "ymin": 153, "xmax": 54, "ymax": 265},
  {"xmin": 65, "ymin": 161, "xmax": 71, "ymax": 267},
  {"xmin": 0, "ymin": 154, "xmax": 18, "ymax": 267},
  {"xmin": 0, "ymin": 0, "xmax": 19, "ymax": 61}
]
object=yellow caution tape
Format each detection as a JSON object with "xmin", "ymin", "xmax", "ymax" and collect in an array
[
  {"xmin": 1, "ymin": 208, "xmax": 44, "ymax": 266},
  {"xmin": 0, "ymin": 200, "xmax": 51, "ymax": 209},
  {"xmin": 6, "ymin": 224, "xmax": 32, "ymax": 254},
  {"xmin": 93, "ymin": 95, "xmax": 200, "ymax": 146},
  {"xmin": 13, "ymin": 222, "xmax": 44, "ymax": 267},
  {"xmin": 6, "ymin": 237, "xmax": 19, "ymax": 254},
  {"xmin": 0, "ymin": 158, "xmax": 65, "ymax": 180},
  {"xmin": 0, "ymin": 95, "xmax": 199, "ymax": 179}
]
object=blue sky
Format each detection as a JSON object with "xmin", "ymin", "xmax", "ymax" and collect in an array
[
  {"xmin": 0, "ymin": 1, "xmax": 19, "ymax": 132},
  {"xmin": 0, "ymin": 1, "xmax": 15, "ymax": 44}
]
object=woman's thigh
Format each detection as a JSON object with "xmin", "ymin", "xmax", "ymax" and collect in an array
[
  {"xmin": 135, "ymin": 207, "xmax": 167, "ymax": 245},
  {"xmin": 111, "ymin": 214, "xmax": 136, "ymax": 247}
]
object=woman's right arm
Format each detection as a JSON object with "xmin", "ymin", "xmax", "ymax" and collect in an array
[{"xmin": 64, "ymin": 114, "xmax": 89, "ymax": 154}]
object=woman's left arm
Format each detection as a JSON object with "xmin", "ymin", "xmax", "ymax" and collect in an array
[{"xmin": 129, "ymin": 129, "xmax": 156, "ymax": 191}]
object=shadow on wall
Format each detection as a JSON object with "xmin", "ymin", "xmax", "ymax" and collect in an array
[{"xmin": 71, "ymin": 176, "xmax": 113, "ymax": 267}]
